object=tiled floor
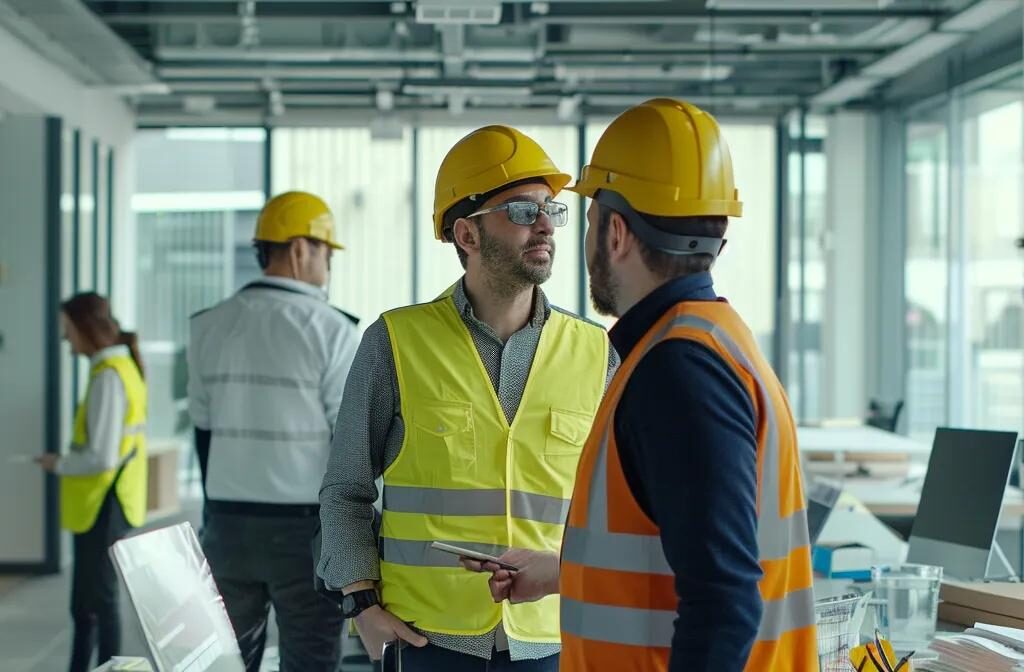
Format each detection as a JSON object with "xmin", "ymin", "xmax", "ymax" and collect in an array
[
  {"xmin": 0, "ymin": 514, "xmax": 189, "ymax": 672},
  {"xmin": 0, "ymin": 498, "xmax": 371, "ymax": 672}
]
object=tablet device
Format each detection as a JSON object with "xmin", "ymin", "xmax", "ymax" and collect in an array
[{"xmin": 430, "ymin": 542, "xmax": 519, "ymax": 572}]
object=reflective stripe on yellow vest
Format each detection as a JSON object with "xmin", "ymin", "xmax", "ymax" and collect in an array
[
  {"xmin": 559, "ymin": 300, "xmax": 818, "ymax": 671},
  {"xmin": 379, "ymin": 294, "xmax": 608, "ymax": 641},
  {"xmin": 61, "ymin": 354, "xmax": 148, "ymax": 534}
]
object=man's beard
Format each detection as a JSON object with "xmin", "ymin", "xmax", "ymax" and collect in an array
[
  {"xmin": 479, "ymin": 226, "xmax": 554, "ymax": 293},
  {"xmin": 588, "ymin": 239, "xmax": 618, "ymax": 317}
]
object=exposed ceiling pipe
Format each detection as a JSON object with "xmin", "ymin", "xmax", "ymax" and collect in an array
[
  {"xmin": 154, "ymin": 45, "xmax": 539, "ymax": 63},
  {"xmin": 157, "ymin": 65, "xmax": 411, "ymax": 80},
  {"xmin": 812, "ymin": 0, "xmax": 1019, "ymax": 107}
]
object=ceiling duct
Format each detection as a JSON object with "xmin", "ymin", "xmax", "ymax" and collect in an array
[
  {"xmin": 707, "ymin": 0, "xmax": 894, "ymax": 8},
  {"xmin": 416, "ymin": 0, "xmax": 502, "ymax": 25},
  {"xmin": 555, "ymin": 63, "xmax": 734, "ymax": 82}
]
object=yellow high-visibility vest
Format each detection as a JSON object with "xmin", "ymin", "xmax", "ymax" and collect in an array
[
  {"xmin": 379, "ymin": 294, "xmax": 607, "ymax": 642},
  {"xmin": 61, "ymin": 354, "xmax": 147, "ymax": 533}
]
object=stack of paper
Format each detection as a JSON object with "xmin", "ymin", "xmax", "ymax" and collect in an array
[{"xmin": 917, "ymin": 624, "xmax": 1024, "ymax": 671}]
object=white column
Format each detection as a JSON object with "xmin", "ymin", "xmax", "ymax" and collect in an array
[{"xmin": 823, "ymin": 112, "xmax": 882, "ymax": 419}]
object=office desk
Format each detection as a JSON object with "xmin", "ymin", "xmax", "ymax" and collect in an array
[
  {"xmin": 798, "ymin": 425, "xmax": 931, "ymax": 458},
  {"xmin": 839, "ymin": 479, "xmax": 1024, "ymax": 521}
]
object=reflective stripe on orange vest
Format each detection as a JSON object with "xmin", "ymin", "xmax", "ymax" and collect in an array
[{"xmin": 559, "ymin": 301, "xmax": 818, "ymax": 671}]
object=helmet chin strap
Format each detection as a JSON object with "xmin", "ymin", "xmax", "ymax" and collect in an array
[{"xmin": 594, "ymin": 190, "xmax": 726, "ymax": 264}]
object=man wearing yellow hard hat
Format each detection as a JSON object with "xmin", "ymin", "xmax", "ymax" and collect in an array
[
  {"xmin": 464, "ymin": 99, "xmax": 819, "ymax": 670},
  {"xmin": 317, "ymin": 126, "xmax": 617, "ymax": 670},
  {"xmin": 187, "ymin": 191, "xmax": 360, "ymax": 671}
]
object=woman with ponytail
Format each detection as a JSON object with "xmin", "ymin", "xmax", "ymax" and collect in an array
[{"xmin": 35, "ymin": 291, "xmax": 148, "ymax": 672}]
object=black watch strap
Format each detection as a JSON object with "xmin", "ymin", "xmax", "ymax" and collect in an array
[{"xmin": 341, "ymin": 588, "xmax": 380, "ymax": 619}]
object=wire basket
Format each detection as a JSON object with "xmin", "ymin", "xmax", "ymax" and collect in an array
[{"xmin": 816, "ymin": 592, "xmax": 872, "ymax": 672}]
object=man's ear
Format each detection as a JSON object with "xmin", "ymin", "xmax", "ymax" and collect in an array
[
  {"xmin": 607, "ymin": 210, "xmax": 634, "ymax": 262},
  {"xmin": 453, "ymin": 217, "xmax": 481, "ymax": 255}
]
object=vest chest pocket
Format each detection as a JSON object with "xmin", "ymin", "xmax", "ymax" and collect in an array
[
  {"xmin": 544, "ymin": 408, "xmax": 593, "ymax": 485},
  {"xmin": 411, "ymin": 402, "xmax": 477, "ymax": 482}
]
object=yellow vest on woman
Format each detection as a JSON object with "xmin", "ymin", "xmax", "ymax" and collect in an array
[
  {"xmin": 378, "ymin": 293, "xmax": 607, "ymax": 642},
  {"xmin": 61, "ymin": 354, "xmax": 148, "ymax": 533}
]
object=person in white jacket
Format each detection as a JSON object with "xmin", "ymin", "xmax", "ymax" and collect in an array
[{"xmin": 187, "ymin": 191, "xmax": 360, "ymax": 672}]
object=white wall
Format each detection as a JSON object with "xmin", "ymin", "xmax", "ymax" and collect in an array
[
  {"xmin": 824, "ymin": 112, "xmax": 881, "ymax": 418},
  {"xmin": 0, "ymin": 116, "xmax": 50, "ymax": 564},
  {"xmin": 0, "ymin": 22, "xmax": 136, "ymax": 568},
  {"xmin": 0, "ymin": 23, "xmax": 133, "ymax": 147},
  {"xmin": 0, "ymin": 20, "xmax": 136, "ymax": 324}
]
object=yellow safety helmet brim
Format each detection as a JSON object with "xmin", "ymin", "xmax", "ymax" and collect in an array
[
  {"xmin": 432, "ymin": 125, "xmax": 572, "ymax": 240},
  {"xmin": 568, "ymin": 97, "xmax": 743, "ymax": 219},
  {"xmin": 254, "ymin": 191, "xmax": 345, "ymax": 250}
]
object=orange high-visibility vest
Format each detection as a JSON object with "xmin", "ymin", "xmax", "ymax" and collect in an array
[{"xmin": 560, "ymin": 299, "xmax": 818, "ymax": 671}]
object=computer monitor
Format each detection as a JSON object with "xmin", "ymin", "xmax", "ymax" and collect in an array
[
  {"xmin": 906, "ymin": 428, "xmax": 1019, "ymax": 580},
  {"xmin": 111, "ymin": 522, "xmax": 246, "ymax": 672},
  {"xmin": 806, "ymin": 480, "xmax": 842, "ymax": 546}
]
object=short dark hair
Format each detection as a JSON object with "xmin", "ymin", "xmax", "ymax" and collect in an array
[
  {"xmin": 254, "ymin": 241, "xmax": 291, "ymax": 270},
  {"xmin": 598, "ymin": 205, "xmax": 728, "ymax": 279},
  {"xmin": 254, "ymin": 237, "xmax": 325, "ymax": 270},
  {"xmin": 443, "ymin": 198, "xmax": 475, "ymax": 269}
]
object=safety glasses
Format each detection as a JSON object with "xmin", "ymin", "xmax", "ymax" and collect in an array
[{"xmin": 467, "ymin": 200, "xmax": 569, "ymax": 228}]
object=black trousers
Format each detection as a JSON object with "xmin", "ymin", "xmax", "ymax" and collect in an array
[
  {"xmin": 69, "ymin": 490, "xmax": 130, "ymax": 672},
  {"xmin": 201, "ymin": 511, "xmax": 345, "ymax": 672}
]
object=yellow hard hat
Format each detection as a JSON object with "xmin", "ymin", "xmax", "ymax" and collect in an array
[
  {"xmin": 254, "ymin": 191, "xmax": 344, "ymax": 250},
  {"xmin": 432, "ymin": 125, "xmax": 572, "ymax": 241},
  {"xmin": 568, "ymin": 98, "xmax": 742, "ymax": 219}
]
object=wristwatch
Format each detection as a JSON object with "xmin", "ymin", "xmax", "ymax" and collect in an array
[{"xmin": 341, "ymin": 588, "xmax": 380, "ymax": 619}]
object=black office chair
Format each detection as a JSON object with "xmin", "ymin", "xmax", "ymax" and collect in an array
[{"xmin": 866, "ymin": 399, "xmax": 904, "ymax": 433}]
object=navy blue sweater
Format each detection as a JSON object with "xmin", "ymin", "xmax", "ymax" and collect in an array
[{"xmin": 609, "ymin": 272, "xmax": 763, "ymax": 671}]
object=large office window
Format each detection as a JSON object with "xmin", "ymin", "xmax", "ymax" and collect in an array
[
  {"xmin": 905, "ymin": 108, "xmax": 949, "ymax": 438},
  {"xmin": 272, "ymin": 127, "xmax": 414, "ymax": 324},
  {"xmin": 134, "ymin": 128, "xmax": 266, "ymax": 440},
  {"xmin": 902, "ymin": 67, "xmax": 1024, "ymax": 436},
  {"xmin": 961, "ymin": 76, "xmax": 1023, "ymax": 431},
  {"xmin": 786, "ymin": 114, "xmax": 828, "ymax": 423},
  {"xmin": 414, "ymin": 126, "xmax": 474, "ymax": 302},
  {"xmin": 717, "ymin": 124, "xmax": 777, "ymax": 357}
]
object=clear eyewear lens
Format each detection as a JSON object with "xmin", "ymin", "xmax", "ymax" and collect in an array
[
  {"xmin": 506, "ymin": 202, "xmax": 541, "ymax": 226},
  {"xmin": 505, "ymin": 201, "xmax": 569, "ymax": 227},
  {"xmin": 544, "ymin": 202, "xmax": 568, "ymax": 227}
]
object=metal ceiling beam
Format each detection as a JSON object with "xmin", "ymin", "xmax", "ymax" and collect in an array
[
  {"xmin": 152, "ymin": 44, "xmax": 885, "ymax": 66},
  {"xmin": 537, "ymin": 4, "xmax": 945, "ymax": 21},
  {"xmin": 99, "ymin": 13, "xmax": 402, "ymax": 25},
  {"xmin": 546, "ymin": 44, "xmax": 887, "ymax": 56},
  {"xmin": 135, "ymin": 100, "xmax": 794, "ymax": 130},
  {"xmin": 154, "ymin": 45, "xmax": 540, "ymax": 63}
]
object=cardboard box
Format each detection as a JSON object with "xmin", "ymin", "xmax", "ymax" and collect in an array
[
  {"xmin": 939, "ymin": 580, "xmax": 1024, "ymax": 626},
  {"xmin": 938, "ymin": 602, "xmax": 1024, "ymax": 629}
]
